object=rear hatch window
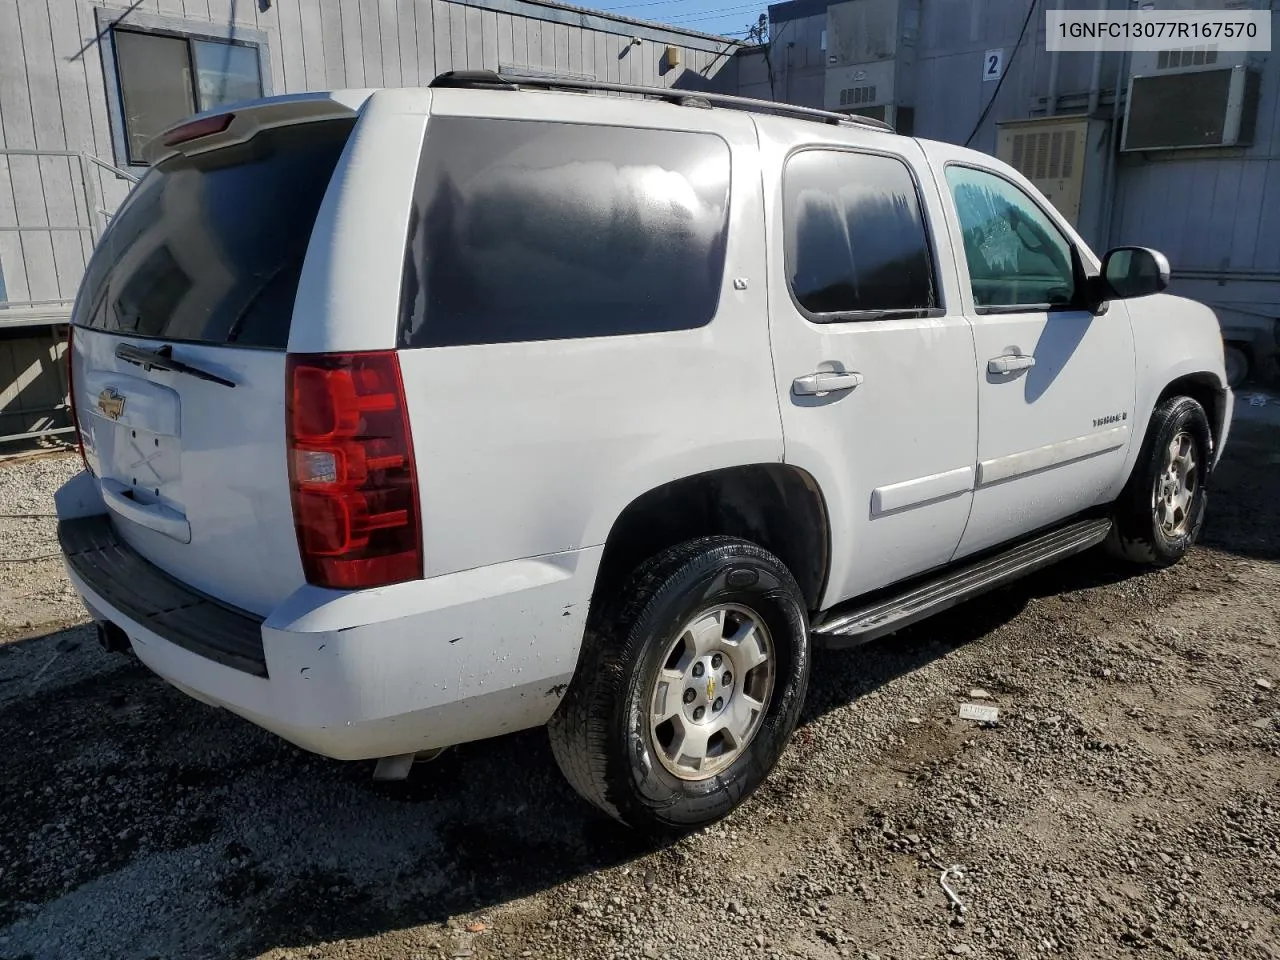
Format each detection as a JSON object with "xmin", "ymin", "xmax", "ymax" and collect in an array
[
  {"xmin": 74, "ymin": 118, "xmax": 354, "ymax": 348},
  {"xmin": 70, "ymin": 118, "xmax": 354, "ymax": 616}
]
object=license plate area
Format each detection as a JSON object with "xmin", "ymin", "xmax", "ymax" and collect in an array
[{"xmin": 80, "ymin": 369, "xmax": 184, "ymax": 508}]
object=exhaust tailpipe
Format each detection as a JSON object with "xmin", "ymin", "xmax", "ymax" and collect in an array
[{"xmin": 97, "ymin": 621, "xmax": 131, "ymax": 655}]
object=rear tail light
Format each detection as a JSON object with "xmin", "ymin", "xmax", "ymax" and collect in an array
[
  {"xmin": 286, "ymin": 352, "xmax": 422, "ymax": 590},
  {"xmin": 65, "ymin": 326, "xmax": 90, "ymax": 474}
]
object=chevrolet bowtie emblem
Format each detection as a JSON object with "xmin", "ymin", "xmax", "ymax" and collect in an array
[
  {"xmin": 97, "ymin": 387, "xmax": 126, "ymax": 422},
  {"xmin": 705, "ymin": 676, "xmax": 716, "ymax": 700}
]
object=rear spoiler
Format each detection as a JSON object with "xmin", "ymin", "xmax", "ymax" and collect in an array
[{"xmin": 147, "ymin": 89, "xmax": 377, "ymax": 165}]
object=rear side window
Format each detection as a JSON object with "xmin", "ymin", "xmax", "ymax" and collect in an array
[
  {"xmin": 74, "ymin": 119, "xmax": 354, "ymax": 348},
  {"xmin": 399, "ymin": 118, "xmax": 731, "ymax": 348},
  {"xmin": 783, "ymin": 149, "xmax": 937, "ymax": 318}
]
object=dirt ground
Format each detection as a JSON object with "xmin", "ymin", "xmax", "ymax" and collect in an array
[{"xmin": 1, "ymin": 396, "xmax": 1277, "ymax": 960}]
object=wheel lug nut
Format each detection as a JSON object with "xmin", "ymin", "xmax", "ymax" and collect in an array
[
  {"xmin": 711, "ymin": 653, "xmax": 723, "ymax": 669},
  {"xmin": 692, "ymin": 662, "xmax": 705, "ymax": 678},
  {"xmin": 722, "ymin": 671, "xmax": 732, "ymax": 686},
  {"xmin": 693, "ymin": 706, "xmax": 705, "ymax": 721},
  {"xmin": 683, "ymin": 688, "xmax": 696, "ymax": 704},
  {"xmin": 713, "ymin": 697, "xmax": 724, "ymax": 711}
]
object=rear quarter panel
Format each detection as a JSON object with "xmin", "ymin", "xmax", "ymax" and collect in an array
[
  {"xmin": 290, "ymin": 88, "xmax": 432, "ymax": 355},
  {"xmin": 394, "ymin": 91, "xmax": 783, "ymax": 578}
]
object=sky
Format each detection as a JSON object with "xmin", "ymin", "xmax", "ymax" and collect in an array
[{"xmin": 593, "ymin": 0, "xmax": 771, "ymax": 41}]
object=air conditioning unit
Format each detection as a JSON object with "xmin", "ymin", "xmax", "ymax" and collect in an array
[
  {"xmin": 825, "ymin": 0, "xmax": 919, "ymax": 66},
  {"xmin": 823, "ymin": 0, "xmax": 918, "ymax": 128},
  {"xmin": 1128, "ymin": 0, "xmax": 1263, "ymax": 76},
  {"xmin": 826, "ymin": 59, "xmax": 893, "ymax": 110},
  {"xmin": 997, "ymin": 115, "xmax": 1109, "ymax": 246},
  {"xmin": 1121, "ymin": 65, "xmax": 1261, "ymax": 151},
  {"xmin": 824, "ymin": 61, "xmax": 915, "ymax": 134},
  {"xmin": 1131, "ymin": 43, "xmax": 1234, "ymax": 75}
]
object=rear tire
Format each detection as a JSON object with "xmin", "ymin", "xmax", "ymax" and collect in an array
[
  {"xmin": 1106, "ymin": 395, "xmax": 1212, "ymax": 567},
  {"xmin": 548, "ymin": 536, "xmax": 810, "ymax": 835}
]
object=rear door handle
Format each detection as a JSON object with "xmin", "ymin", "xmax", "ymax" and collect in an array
[
  {"xmin": 792, "ymin": 371, "xmax": 864, "ymax": 396},
  {"xmin": 987, "ymin": 354, "xmax": 1036, "ymax": 375}
]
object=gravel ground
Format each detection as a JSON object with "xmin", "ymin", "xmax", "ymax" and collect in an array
[
  {"xmin": 0, "ymin": 454, "xmax": 83, "ymax": 651},
  {"xmin": 1, "ymin": 399, "xmax": 1277, "ymax": 960}
]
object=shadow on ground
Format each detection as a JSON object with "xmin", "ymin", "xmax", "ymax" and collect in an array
[
  {"xmin": 1200, "ymin": 417, "xmax": 1280, "ymax": 563},
  {"xmin": 0, "ymin": 410, "xmax": 1273, "ymax": 958},
  {"xmin": 0, "ymin": 552, "xmax": 1154, "ymax": 958}
]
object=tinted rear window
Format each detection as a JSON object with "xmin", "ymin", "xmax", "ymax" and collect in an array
[
  {"xmin": 74, "ymin": 119, "xmax": 354, "ymax": 349},
  {"xmin": 399, "ymin": 117, "xmax": 731, "ymax": 348},
  {"xmin": 783, "ymin": 149, "xmax": 937, "ymax": 318}
]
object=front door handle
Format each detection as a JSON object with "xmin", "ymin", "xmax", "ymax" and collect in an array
[
  {"xmin": 792, "ymin": 371, "xmax": 864, "ymax": 396},
  {"xmin": 988, "ymin": 354, "xmax": 1036, "ymax": 375}
]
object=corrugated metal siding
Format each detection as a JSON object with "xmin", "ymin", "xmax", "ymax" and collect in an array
[
  {"xmin": 768, "ymin": 10, "xmax": 825, "ymax": 107},
  {"xmin": 913, "ymin": 0, "xmax": 1054, "ymax": 153},
  {"xmin": 0, "ymin": 329, "xmax": 68, "ymax": 443},
  {"xmin": 0, "ymin": 0, "xmax": 741, "ymax": 316},
  {"xmin": 1084, "ymin": 14, "xmax": 1277, "ymax": 324},
  {"xmin": 0, "ymin": 0, "xmax": 740, "ymax": 442},
  {"xmin": 757, "ymin": 0, "xmax": 1278, "ymax": 321},
  {"xmin": 915, "ymin": 0, "xmax": 1278, "ymax": 302},
  {"xmin": 1112, "ymin": 62, "xmax": 1280, "ymax": 281}
]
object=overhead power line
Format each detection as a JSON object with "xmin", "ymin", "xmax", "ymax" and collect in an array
[
  {"xmin": 601, "ymin": 0, "xmax": 765, "ymax": 20},
  {"xmin": 667, "ymin": 6, "xmax": 764, "ymax": 25},
  {"xmin": 598, "ymin": 0, "xmax": 706, "ymax": 9},
  {"xmin": 963, "ymin": 0, "xmax": 1038, "ymax": 148}
]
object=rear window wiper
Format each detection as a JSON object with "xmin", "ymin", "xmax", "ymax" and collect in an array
[{"xmin": 115, "ymin": 343, "xmax": 236, "ymax": 388}]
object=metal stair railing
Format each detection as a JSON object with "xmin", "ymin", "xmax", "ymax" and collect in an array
[{"xmin": 0, "ymin": 150, "xmax": 137, "ymax": 444}]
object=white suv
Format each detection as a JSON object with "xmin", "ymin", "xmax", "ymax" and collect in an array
[{"xmin": 57, "ymin": 73, "xmax": 1231, "ymax": 833}]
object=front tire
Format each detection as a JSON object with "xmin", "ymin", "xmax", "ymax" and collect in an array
[
  {"xmin": 548, "ymin": 536, "xmax": 810, "ymax": 834},
  {"xmin": 1106, "ymin": 395, "xmax": 1212, "ymax": 566}
]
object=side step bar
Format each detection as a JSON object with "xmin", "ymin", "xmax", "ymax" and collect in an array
[{"xmin": 812, "ymin": 517, "xmax": 1113, "ymax": 649}]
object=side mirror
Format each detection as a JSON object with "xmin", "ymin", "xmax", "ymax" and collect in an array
[{"xmin": 1098, "ymin": 246, "xmax": 1171, "ymax": 301}]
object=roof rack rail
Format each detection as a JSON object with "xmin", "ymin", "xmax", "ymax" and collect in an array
[
  {"xmin": 429, "ymin": 70, "xmax": 518, "ymax": 90},
  {"xmin": 427, "ymin": 69, "xmax": 895, "ymax": 134}
]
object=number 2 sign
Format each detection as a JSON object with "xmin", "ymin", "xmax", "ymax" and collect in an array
[{"xmin": 983, "ymin": 48, "xmax": 1004, "ymax": 81}]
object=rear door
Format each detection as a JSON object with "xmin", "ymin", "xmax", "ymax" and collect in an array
[
  {"xmin": 71, "ymin": 111, "xmax": 359, "ymax": 615},
  {"xmin": 757, "ymin": 119, "xmax": 980, "ymax": 607}
]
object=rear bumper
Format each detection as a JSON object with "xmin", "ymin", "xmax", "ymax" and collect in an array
[
  {"xmin": 57, "ymin": 502, "xmax": 600, "ymax": 760},
  {"xmin": 61, "ymin": 515, "xmax": 269, "ymax": 676}
]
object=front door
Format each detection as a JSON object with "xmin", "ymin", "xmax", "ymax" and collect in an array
[
  {"xmin": 932, "ymin": 157, "xmax": 1137, "ymax": 558},
  {"xmin": 760, "ymin": 126, "xmax": 979, "ymax": 608}
]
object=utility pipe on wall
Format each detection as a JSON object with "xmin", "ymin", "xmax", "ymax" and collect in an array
[
  {"xmin": 1046, "ymin": 0, "xmax": 1062, "ymax": 115},
  {"xmin": 1086, "ymin": 0, "xmax": 1107, "ymax": 115},
  {"xmin": 1099, "ymin": 28, "xmax": 1132, "ymax": 250},
  {"xmin": 1086, "ymin": 48, "xmax": 1104, "ymax": 115}
]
